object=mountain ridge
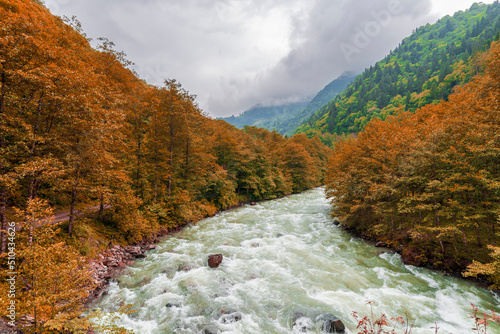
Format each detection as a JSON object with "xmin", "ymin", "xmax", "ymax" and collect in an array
[
  {"xmin": 220, "ymin": 72, "xmax": 355, "ymax": 135},
  {"xmin": 296, "ymin": 1, "xmax": 500, "ymax": 145}
]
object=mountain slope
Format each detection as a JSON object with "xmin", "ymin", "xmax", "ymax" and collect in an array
[
  {"xmin": 220, "ymin": 72, "xmax": 354, "ymax": 135},
  {"xmin": 220, "ymin": 101, "xmax": 309, "ymax": 134},
  {"xmin": 279, "ymin": 72, "xmax": 355, "ymax": 135},
  {"xmin": 296, "ymin": 2, "xmax": 500, "ymax": 141}
]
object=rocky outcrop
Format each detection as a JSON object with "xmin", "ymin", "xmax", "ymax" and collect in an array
[
  {"xmin": 86, "ymin": 227, "xmax": 181, "ymax": 302},
  {"xmin": 88, "ymin": 243, "xmax": 157, "ymax": 300},
  {"xmin": 207, "ymin": 254, "xmax": 223, "ymax": 268}
]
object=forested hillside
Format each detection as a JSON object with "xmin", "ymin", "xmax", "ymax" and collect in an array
[
  {"xmin": 326, "ymin": 39, "xmax": 500, "ymax": 287},
  {"xmin": 221, "ymin": 72, "xmax": 355, "ymax": 136},
  {"xmin": 297, "ymin": 2, "xmax": 500, "ymax": 143},
  {"xmin": 0, "ymin": 1, "xmax": 332, "ymax": 331},
  {"xmin": 219, "ymin": 101, "xmax": 309, "ymax": 135}
]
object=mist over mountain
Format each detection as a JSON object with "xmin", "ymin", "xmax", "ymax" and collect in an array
[{"xmin": 220, "ymin": 72, "xmax": 355, "ymax": 135}]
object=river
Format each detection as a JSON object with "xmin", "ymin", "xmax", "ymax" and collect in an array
[{"xmin": 93, "ymin": 188, "xmax": 500, "ymax": 333}]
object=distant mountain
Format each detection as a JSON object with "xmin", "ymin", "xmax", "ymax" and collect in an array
[
  {"xmin": 281, "ymin": 72, "xmax": 356, "ymax": 135},
  {"xmin": 296, "ymin": 2, "xmax": 500, "ymax": 144},
  {"xmin": 220, "ymin": 72, "xmax": 354, "ymax": 135},
  {"xmin": 220, "ymin": 101, "xmax": 309, "ymax": 135}
]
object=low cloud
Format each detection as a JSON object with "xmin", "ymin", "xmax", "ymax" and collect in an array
[
  {"xmin": 45, "ymin": 0, "xmax": 437, "ymax": 117},
  {"xmin": 209, "ymin": 0, "xmax": 437, "ymax": 117}
]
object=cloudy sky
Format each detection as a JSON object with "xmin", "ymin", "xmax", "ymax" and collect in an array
[{"xmin": 44, "ymin": 0, "xmax": 495, "ymax": 117}]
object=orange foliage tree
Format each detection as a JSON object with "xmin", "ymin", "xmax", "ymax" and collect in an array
[
  {"xmin": 326, "ymin": 40, "xmax": 500, "ymax": 283},
  {"xmin": 0, "ymin": 0, "xmax": 333, "ymax": 329}
]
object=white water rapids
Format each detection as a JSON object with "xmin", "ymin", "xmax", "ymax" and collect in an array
[{"xmin": 93, "ymin": 188, "xmax": 500, "ymax": 333}]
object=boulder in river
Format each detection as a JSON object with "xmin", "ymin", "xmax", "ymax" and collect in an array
[
  {"xmin": 315, "ymin": 314, "xmax": 345, "ymax": 333},
  {"xmin": 202, "ymin": 324, "xmax": 219, "ymax": 334},
  {"xmin": 208, "ymin": 254, "xmax": 223, "ymax": 268},
  {"xmin": 292, "ymin": 316, "xmax": 314, "ymax": 333},
  {"xmin": 332, "ymin": 218, "xmax": 341, "ymax": 226},
  {"xmin": 219, "ymin": 312, "xmax": 242, "ymax": 324},
  {"xmin": 165, "ymin": 303, "xmax": 181, "ymax": 308}
]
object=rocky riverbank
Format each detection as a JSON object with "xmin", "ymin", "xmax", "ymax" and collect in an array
[
  {"xmin": 88, "ymin": 244, "xmax": 156, "ymax": 300},
  {"xmin": 86, "ymin": 227, "xmax": 181, "ymax": 302}
]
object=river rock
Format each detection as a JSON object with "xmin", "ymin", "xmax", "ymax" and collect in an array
[
  {"xmin": 125, "ymin": 245, "xmax": 142, "ymax": 255},
  {"xmin": 165, "ymin": 303, "xmax": 181, "ymax": 308},
  {"xmin": 292, "ymin": 316, "xmax": 314, "ymax": 333},
  {"xmin": 202, "ymin": 325, "xmax": 219, "ymax": 334},
  {"xmin": 315, "ymin": 314, "xmax": 345, "ymax": 333},
  {"xmin": 219, "ymin": 312, "xmax": 242, "ymax": 324},
  {"xmin": 291, "ymin": 311, "xmax": 304, "ymax": 324},
  {"xmin": 208, "ymin": 254, "xmax": 223, "ymax": 268},
  {"xmin": 375, "ymin": 241, "xmax": 387, "ymax": 248},
  {"xmin": 332, "ymin": 218, "xmax": 341, "ymax": 226}
]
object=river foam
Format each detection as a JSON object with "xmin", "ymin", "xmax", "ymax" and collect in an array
[{"xmin": 93, "ymin": 188, "xmax": 500, "ymax": 333}]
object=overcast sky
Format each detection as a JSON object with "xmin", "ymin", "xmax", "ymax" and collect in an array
[{"xmin": 44, "ymin": 0, "xmax": 495, "ymax": 117}]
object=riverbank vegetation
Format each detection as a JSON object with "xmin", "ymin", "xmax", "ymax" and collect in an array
[
  {"xmin": 0, "ymin": 0, "xmax": 332, "ymax": 331},
  {"xmin": 326, "ymin": 40, "xmax": 500, "ymax": 288},
  {"xmin": 353, "ymin": 302, "xmax": 500, "ymax": 334}
]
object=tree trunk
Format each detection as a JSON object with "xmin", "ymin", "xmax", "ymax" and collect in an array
[
  {"xmin": 452, "ymin": 230, "xmax": 459, "ymax": 255},
  {"xmin": 168, "ymin": 117, "xmax": 174, "ymax": 196},
  {"xmin": 26, "ymin": 94, "xmax": 44, "ymax": 225},
  {"xmin": 68, "ymin": 166, "xmax": 80, "ymax": 236},
  {"xmin": 136, "ymin": 115, "xmax": 143, "ymax": 199},
  {"xmin": 68, "ymin": 187, "xmax": 77, "ymax": 236},
  {"xmin": 492, "ymin": 218, "xmax": 497, "ymax": 246},
  {"xmin": 153, "ymin": 111, "xmax": 158, "ymax": 203},
  {"xmin": 30, "ymin": 95, "xmax": 43, "ymax": 155},
  {"xmin": 99, "ymin": 191, "xmax": 104, "ymax": 219},
  {"xmin": 33, "ymin": 272, "xmax": 37, "ymax": 334},
  {"xmin": 433, "ymin": 200, "xmax": 445, "ymax": 253},
  {"xmin": 184, "ymin": 135, "xmax": 189, "ymax": 183},
  {"xmin": 475, "ymin": 224, "xmax": 483, "ymax": 247}
]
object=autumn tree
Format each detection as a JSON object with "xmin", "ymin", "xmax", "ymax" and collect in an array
[
  {"xmin": 0, "ymin": 198, "xmax": 95, "ymax": 333},
  {"xmin": 326, "ymin": 40, "xmax": 500, "ymax": 276}
]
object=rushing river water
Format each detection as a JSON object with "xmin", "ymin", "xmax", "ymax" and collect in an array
[{"xmin": 93, "ymin": 188, "xmax": 500, "ymax": 333}]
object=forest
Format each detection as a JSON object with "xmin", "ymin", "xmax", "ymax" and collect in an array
[
  {"xmin": 326, "ymin": 39, "xmax": 500, "ymax": 289},
  {"xmin": 1, "ymin": 0, "xmax": 500, "ymax": 332},
  {"xmin": 296, "ymin": 1, "xmax": 500, "ymax": 146},
  {"xmin": 0, "ymin": 0, "xmax": 332, "ymax": 332}
]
